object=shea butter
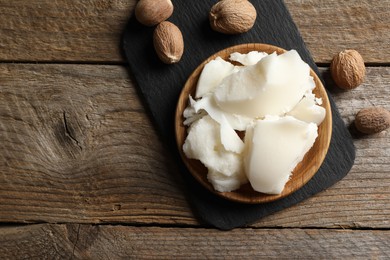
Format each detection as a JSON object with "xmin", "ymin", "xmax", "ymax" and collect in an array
[
  {"xmin": 214, "ymin": 51, "xmax": 315, "ymax": 118},
  {"xmin": 183, "ymin": 115, "xmax": 247, "ymax": 192},
  {"xmin": 196, "ymin": 57, "xmax": 236, "ymax": 98},
  {"xmin": 229, "ymin": 51, "xmax": 268, "ymax": 66},
  {"xmin": 182, "ymin": 50, "xmax": 326, "ymax": 195},
  {"xmin": 287, "ymin": 92, "xmax": 326, "ymax": 126},
  {"xmin": 244, "ymin": 116, "xmax": 318, "ymax": 194}
]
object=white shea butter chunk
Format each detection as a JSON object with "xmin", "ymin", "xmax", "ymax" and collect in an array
[
  {"xmin": 244, "ymin": 116, "xmax": 318, "ymax": 194},
  {"xmin": 214, "ymin": 50, "xmax": 315, "ymax": 118},
  {"xmin": 182, "ymin": 50, "xmax": 325, "ymax": 193},
  {"xmin": 220, "ymin": 115, "xmax": 245, "ymax": 154},
  {"xmin": 183, "ymin": 115, "xmax": 247, "ymax": 192},
  {"xmin": 191, "ymin": 94, "xmax": 252, "ymax": 131},
  {"xmin": 195, "ymin": 57, "xmax": 236, "ymax": 98},
  {"xmin": 287, "ymin": 92, "xmax": 326, "ymax": 126},
  {"xmin": 229, "ymin": 51, "xmax": 268, "ymax": 66},
  {"xmin": 183, "ymin": 95, "xmax": 206, "ymax": 125},
  {"xmin": 208, "ymin": 169, "xmax": 248, "ymax": 193}
]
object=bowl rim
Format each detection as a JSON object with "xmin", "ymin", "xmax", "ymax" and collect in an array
[{"xmin": 175, "ymin": 43, "xmax": 333, "ymax": 204}]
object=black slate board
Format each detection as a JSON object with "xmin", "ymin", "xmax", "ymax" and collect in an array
[{"xmin": 123, "ymin": 0, "xmax": 356, "ymax": 230}]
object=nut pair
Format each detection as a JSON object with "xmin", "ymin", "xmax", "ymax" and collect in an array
[
  {"xmin": 135, "ymin": 0, "xmax": 184, "ymax": 64},
  {"xmin": 330, "ymin": 50, "xmax": 390, "ymax": 134}
]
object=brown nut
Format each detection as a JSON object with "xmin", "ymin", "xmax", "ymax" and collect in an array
[
  {"xmin": 209, "ymin": 0, "xmax": 257, "ymax": 34},
  {"xmin": 330, "ymin": 50, "xmax": 366, "ymax": 90},
  {"xmin": 153, "ymin": 21, "xmax": 184, "ymax": 64},
  {"xmin": 355, "ymin": 107, "xmax": 390, "ymax": 134},
  {"xmin": 135, "ymin": 0, "xmax": 174, "ymax": 26}
]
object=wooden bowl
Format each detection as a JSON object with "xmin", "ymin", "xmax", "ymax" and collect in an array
[{"xmin": 175, "ymin": 43, "xmax": 332, "ymax": 204}]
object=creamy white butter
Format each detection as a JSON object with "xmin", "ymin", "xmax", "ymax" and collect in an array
[
  {"xmin": 191, "ymin": 94, "xmax": 252, "ymax": 131},
  {"xmin": 287, "ymin": 92, "xmax": 326, "ymax": 125},
  {"xmin": 214, "ymin": 50, "xmax": 314, "ymax": 118},
  {"xmin": 220, "ymin": 115, "xmax": 245, "ymax": 154},
  {"xmin": 183, "ymin": 115, "xmax": 247, "ymax": 192},
  {"xmin": 182, "ymin": 50, "xmax": 325, "ymax": 194},
  {"xmin": 229, "ymin": 51, "xmax": 268, "ymax": 66},
  {"xmin": 244, "ymin": 116, "xmax": 318, "ymax": 194},
  {"xmin": 196, "ymin": 57, "xmax": 235, "ymax": 98},
  {"xmin": 207, "ymin": 169, "xmax": 248, "ymax": 193}
]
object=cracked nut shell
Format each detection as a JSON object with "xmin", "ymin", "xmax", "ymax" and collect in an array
[
  {"xmin": 330, "ymin": 50, "xmax": 366, "ymax": 90},
  {"xmin": 209, "ymin": 0, "xmax": 257, "ymax": 34},
  {"xmin": 135, "ymin": 0, "xmax": 174, "ymax": 26},
  {"xmin": 355, "ymin": 107, "xmax": 390, "ymax": 134},
  {"xmin": 153, "ymin": 21, "xmax": 184, "ymax": 64}
]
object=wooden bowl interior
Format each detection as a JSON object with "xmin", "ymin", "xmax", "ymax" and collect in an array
[{"xmin": 175, "ymin": 43, "xmax": 332, "ymax": 204}]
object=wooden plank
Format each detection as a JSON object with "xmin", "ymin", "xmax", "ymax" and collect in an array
[
  {"xmin": 0, "ymin": 64, "xmax": 389, "ymax": 228},
  {"xmin": 0, "ymin": 0, "xmax": 136, "ymax": 62},
  {"xmin": 0, "ymin": 64, "xmax": 194, "ymax": 225},
  {"xmin": 0, "ymin": 0, "xmax": 388, "ymax": 63},
  {"xmin": 0, "ymin": 224, "xmax": 389, "ymax": 259},
  {"xmin": 286, "ymin": 0, "xmax": 390, "ymax": 63}
]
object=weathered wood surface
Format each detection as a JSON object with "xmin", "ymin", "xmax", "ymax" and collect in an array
[
  {"xmin": 0, "ymin": 0, "xmax": 388, "ymax": 63},
  {"xmin": 0, "ymin": 0, "xmax": 389, "ymax": 258},
  {"xmin": 1, "ymin": 224, "xmax": 389, "ymax": 259},
  {"xmin": 1, "ymin": 64, "xmax": 389, "ymax": 228},
  {"xmin": 287, "ymin": 0, "xmax": 390, "ymax": 64},
  {"xmin": 0, "ymin": 64, "xmax": 192, "ymax": 225},
  {"xmin": 0, "ymin": 0, "xmax": 136, "ymax": 62}
]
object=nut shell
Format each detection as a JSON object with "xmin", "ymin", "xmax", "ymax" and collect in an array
[
  {"xmin": 355, "ymin": 107, "xmax": 390, "ymax": 134},
  {"xmin": 153, "ymin": 21, "xmax": 184, "ymax": 64},
  {"xmin": 135, "ymin": 0, "xmax": 173, "ymax": 26},
  {"xmin": 209, "ymin": 0, "xmax": 257, "ymax": 34},
  {"xmin": 330, "ymin": 50, "xmax": 366, "ymax": 90}
]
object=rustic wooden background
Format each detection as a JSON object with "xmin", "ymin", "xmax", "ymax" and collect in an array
[{"xmin": 0, "ymin": 0, "xmax": 389, "ymax": 258}]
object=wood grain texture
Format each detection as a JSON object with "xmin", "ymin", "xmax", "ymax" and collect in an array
[
  {"xmin": 0, "ymin": 0, "xmax": 388, "ymax": 257},
  {"xmin": 0, "ymin": 0, "xmax": 388, "ymax": 63},
  {"xmin": 0, "ymin": 0, "xmax": 136, "ymax": 62},
  {"xmin": 0, "ymin": 64, "xmax": 389, "ymax": 228},
  {"xmin": 0, "ymin": 224, "xmax": 389, "ymax": 259},
  {"xmin": 0, "ymin": 64, "xmax": 193, "ymax": 224},
  {"xmin": 286, "ymin": 0, "xmax": 390, "ymax": 63}
]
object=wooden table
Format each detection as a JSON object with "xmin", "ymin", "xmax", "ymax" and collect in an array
[{"xmin": 1, "ymin": 0, "xmax": 389, "ymax": 258}]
